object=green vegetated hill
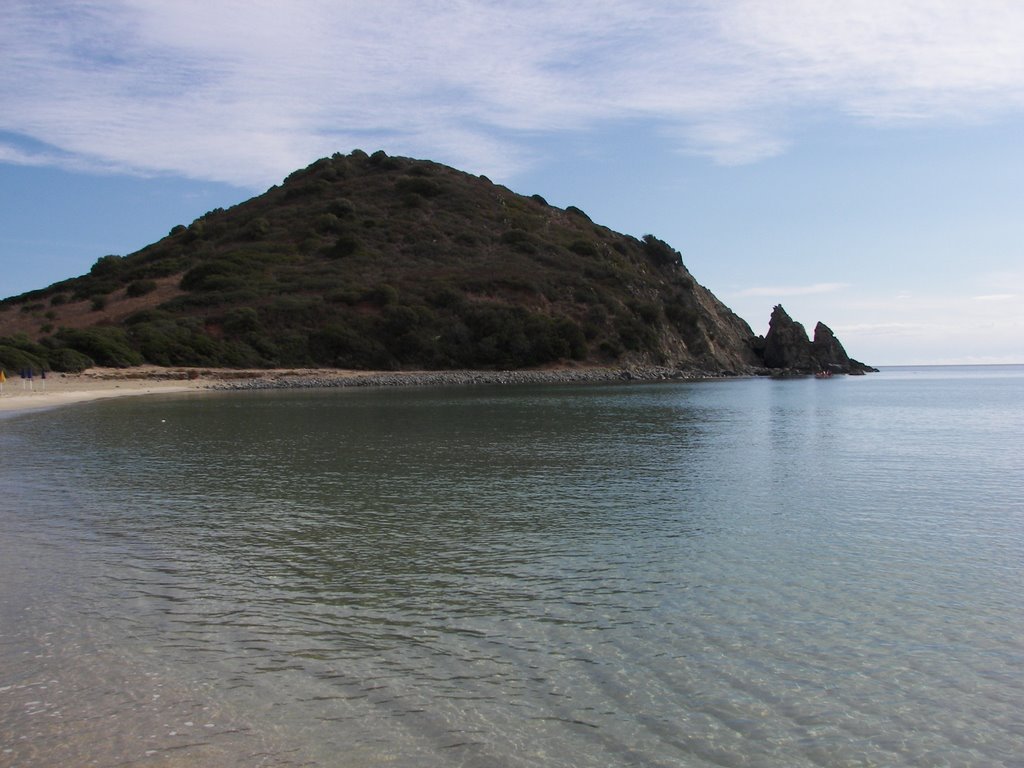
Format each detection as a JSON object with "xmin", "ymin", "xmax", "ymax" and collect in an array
[{"xmin": 0, "ymin": 150, "xmax": 763, "ymax": 374}]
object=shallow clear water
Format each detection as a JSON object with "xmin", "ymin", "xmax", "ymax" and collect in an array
[{"xmin": 2, "ymin": 366, "xmax": 1023, "ymax": 767}]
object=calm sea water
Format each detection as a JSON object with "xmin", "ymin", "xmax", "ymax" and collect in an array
[{"xmin": 1, "ymin": 366, "xmax": 1022, "ymax": 767}]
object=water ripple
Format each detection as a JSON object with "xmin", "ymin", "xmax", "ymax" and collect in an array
[{"xmin": 2, "ymin": 372, "xmax": 1023, "ymax": 766}]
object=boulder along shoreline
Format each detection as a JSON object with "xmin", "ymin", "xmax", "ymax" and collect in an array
[{"xmin": 208, "ymin": 364, "xmax": 792, "ymax": 392}]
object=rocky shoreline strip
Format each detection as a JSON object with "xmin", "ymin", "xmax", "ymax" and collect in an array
[
  {"xmin": 0, "ymin": 361, "xmax": 862, "ymax": 416},
  {"xmin": 210, "ymin": 365, "xmax": 756, "ymax": 392}
]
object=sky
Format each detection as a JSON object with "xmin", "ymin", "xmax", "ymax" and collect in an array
[{"xmin": 2, "ymin": 1, "xmax": 1023, "ymax": 366}]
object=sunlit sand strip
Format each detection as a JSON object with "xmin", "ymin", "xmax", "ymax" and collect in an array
[
  {"xmin": 0, "ymin": 366, "xmax": 376, "ymax": 414},
  {"xmin": 0, "ymin": 382, "xmax": 207, "ymax": 413},
  {"xmin": 0, "ymin": 369, "xmax": 216, "ymax": 414}
]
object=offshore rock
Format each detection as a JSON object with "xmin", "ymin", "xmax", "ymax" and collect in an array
[
  {"xmin": 812, "ymin": 322, "xmax": 877, "ymax": 374},
  {"xmin": 812, "ymin": 322, "xmax": 851, "ymax": 369},
  {"xmin": 761, "ymin": 305, "xmax": 815, "ymax": 370},
  {"xmin": 757, "ymin": 305, "xmax": 876, "ymax": 374}
]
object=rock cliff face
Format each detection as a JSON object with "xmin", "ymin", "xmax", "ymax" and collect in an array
[{"xmin": 754, "ymin": 305, "xmax": 876, "ymax": 375}]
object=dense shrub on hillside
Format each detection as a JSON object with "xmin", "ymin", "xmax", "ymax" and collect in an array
[
  {"xmin": 429, "ymin": 287, "xmax": 465, "ymax": 310},
  {"xmin": 126, "ymin": 279, "xmax": 158, "ymax": 297},
  {"xmin": 314, "ymin": 213, "xmax": 344, "ymax": 234},
  {"xmin": 72, "ymin": 279, "xmax": 119, "ymax": 301},
  {"xmin": 377, "ymin": 305, "xmax": 438, "ymax": 359},
  {"xmin": 369, "ymin": 149, "xmax": 401, "ymax": 170},
  {"xmin": 264, "ymin": 296, "xmax": 329, "ymax": 326},
  {"xmin": 500, "ymin": 229, "xmax": 537, "ymax": 254},
  {"xmin": 396, "ymin": 177, "xmax": 443, "ymax": 198},
  {"xmin": 125, "ymin": 308, "xmax": 172, "ymax": 326},
  {"xmin": 665, "ymin": 299, "xmax": 699, "ymax": 330},
  {"xmin": 616, "ymin": 315, "xmax": 658, "ymax": 352},
  {"xmin": 568, "ymin": 240, "xmax": 599, "ymax": 257},
  {"xmin": 440, "ymin": 304, "xmax": 587, "ymax": 368},
  {"xmin": 179, "ymin": 253, "xmax": 270, "ymax": 292},
  {"xmin": 160, "ymin": 288, "xmax": 261, "ymax": 313},
  {"xmin": 329, "ymin": 198, "xmax": 356, "ymax": 217},
  {"xmin": 0, "ymin": 335, "xmax": 95, "ymax": 373},
  {"xmin": 309, "ymin": 323, "xmax": 395, "ymax": 369},
  {"xmin": 641, "ymin": 234, "xmax": 681, "ymax": 267},
  {"xmin": 364, "ymin": 284, "xmax": 398, "ymax": 307},
  {"xmin": 128, "ymin": 316, "xmax": 260, "ymax": 367},
  {"xmin": 632, "ymin": 301, "xmax": 662, "ymax": 325},
  {"xmin": 45, "ymin": 347, "xmax": 95, "ymax": 373},
  {"xmin": 90, "ymin": 254, "xmax": 125, "ymax": 276},
  {"xmin": 2, "ymin": 334, "xmax": 47, "ymax": 354},
  {"xmin": 0, "ymin": 344, "xmax": 46, "ymax": 374},
  {"xmin": 326, "ymin": 234, "xmax": 360, "ymax": 259},
  {"xmin": 53, "ymin": 327, "xmax": 144, "ymax": 368},
  {"xmin": 244, "ymin": 218, "xmax": 271, "ymax": 239},
  {"xmin": 223, "ymin": 307, "xmax": 260, "ymax": 335},
  {"xmin": 127, "ymin": 255, "xmax": 192, "ymax": 279}
]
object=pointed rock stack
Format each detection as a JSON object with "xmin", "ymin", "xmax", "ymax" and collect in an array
[{"xmin": 755, "ymin": 305, "xmax": 877, "ymax": 375}]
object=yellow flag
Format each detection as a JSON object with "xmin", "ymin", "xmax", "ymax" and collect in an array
[{"xmin": 0, "ymin": 370, "xmax": 6, "ymax": 383}]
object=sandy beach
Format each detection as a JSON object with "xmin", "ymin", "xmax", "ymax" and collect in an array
[
  {"xmin": 0, "ymin": 365, "xmax": 494, "ymax": 415},
  {"xmin": 0, "ymin": 362, "xmax": 733, "ymax": 415},
  {"xmin": 0, "ymin": 366, "xmax": 375, "ymax": 415},
  {"xmin": 0, "ymin": 367, "xmax": 215, "ymax": 414}
]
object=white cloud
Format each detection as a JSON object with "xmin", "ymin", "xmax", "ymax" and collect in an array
[
  {"xmin": 0, "ymin": 142, "xmax": 59, "ymax": 168},
  {"xmin": 0, "ymin": 138, "xmax": 128, "ymax": 176},
  {"xmin": 733, "ymin": 282, "xmax": 848, "ymax": 298},
  {"xmin": 2, "ymin": 0, "xmax": 1024, "ymax": 186},
  {"xmin": 835, "ymin": 321, "xmax": 933, "ymax": 336},
  {"xmin": 973, "ymin": 293, "xmax": 1017, "ymax": 302},
  {"xmin": 720, "ymin": 0, "xmax": 1024, "ymax": 120}
]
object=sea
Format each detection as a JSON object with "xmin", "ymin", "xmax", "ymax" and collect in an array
[{"xmin": 1, "ymin": 365, "xmax": 1022, "ymax": 768}]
